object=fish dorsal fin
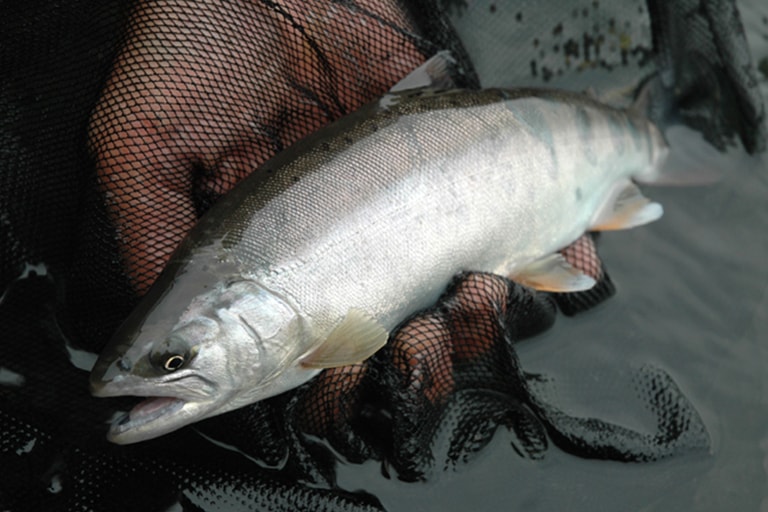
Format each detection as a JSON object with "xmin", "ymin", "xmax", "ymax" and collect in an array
[
  {"xmin": 300, "ymin": 309, "xmax": 388, "ymax": 369},
  {"xmin": 590, "ymin": 182, "xmax": 663, "ymax": 231},
  {"xmin": 513, "ymin": 253, "xmax": 596, "ymax": 292},
  {"xmin": 380, "ymin": 52, "xmax": 458, "ymax": 109},
  {"xmin": 389, "ymin": 51, "xmax": 457, "ymax": 93}
]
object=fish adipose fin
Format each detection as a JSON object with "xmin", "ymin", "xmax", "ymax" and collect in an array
[
  {"xmin": 300, "ymin": 309, "xmax": 389, "ymax": 369},
  {"xmin": 513, "ymin": 253, "xmax": 596, "ymax": 293},
  {"xmin": 551, "ymin": 233, "xmax": 616, "ymax": 316},
  {"xmin": 590, "ymin": 182, "xmax": 663, "ymax": 231}
]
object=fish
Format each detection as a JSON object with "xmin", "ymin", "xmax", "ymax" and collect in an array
[{"xmin": 90, "ymin": 76, "xmax": 671, "ymax": 444}]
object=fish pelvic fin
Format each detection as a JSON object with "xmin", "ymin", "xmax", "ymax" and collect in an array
[
  {"xmin": 513, "ymin": 253, "xmax": 596, "ymax": 293},
  {"xmin": 590, "ymin": 181, "xmax": 663, "ymax": 231},
  {"xmin": 300, "ymin": 309, "xmax": 388, "ymax": 369},
  {"xmin": 551, "ymin": 233, "xmax": 616, "ymax": 316}
]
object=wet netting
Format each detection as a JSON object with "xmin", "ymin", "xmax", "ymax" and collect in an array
[{"xmin": 0, "ymin": 1, "xmax": 764, "ymax": 511}]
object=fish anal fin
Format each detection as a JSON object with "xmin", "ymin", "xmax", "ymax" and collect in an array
[
  {"xmin": 513, "ymin": 253, "xmax": 596, "ymax": 293},
  {"xmin": 591, "ymin": 182, "xmax": 663, "ymax": 231},
  {"xmin": 553, "ymin": 233, "xmax": 616, "ymax": 315},
  {"xmin": 300, "ymin": 309, "xmax": 388, "ymax": 369}
]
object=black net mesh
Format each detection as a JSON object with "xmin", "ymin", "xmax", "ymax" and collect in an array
[
  {"xmin": 63, "ymin": 0, "xmax": 478, "ymax": 349},
  {"xmin": 85, "ymin": 0, "xmax": 460, "ymax": 296},
  {"xmin": 0, "ymin": 0, "xmax": 764, "ymax": 510}
]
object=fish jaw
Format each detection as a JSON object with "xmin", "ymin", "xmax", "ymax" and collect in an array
[
  {"xmin": 90, "ymin": 370, "xmax": 223, "ymax": 444},
  {"xmin": 91, "ymin": 361, "xmax": 323, "ymax": 444},
  {"xmin": 106, "ymin": 397, "xmax": 208, "ymax": 444}
]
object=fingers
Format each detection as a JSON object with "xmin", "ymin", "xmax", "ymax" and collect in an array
[{"xmin": 89, "ymin": 0, "xmax": 425, "ymax": 294}]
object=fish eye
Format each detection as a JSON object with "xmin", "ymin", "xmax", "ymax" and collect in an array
[
  {"xmin": 163, "ymin": 354, "xmax": 186, "ymax": 372},
  {"xmin": 150, "ymin": 349, "xmax": 192, "ymax": 373},
  {"xmin": 150, "ymin": 336, "xmax": 191, "ymax": 372}
]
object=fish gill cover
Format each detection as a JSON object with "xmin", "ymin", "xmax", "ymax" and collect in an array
[{"xmin": 0, "ymin": 1, "xmax": 765, "ymax": 511}]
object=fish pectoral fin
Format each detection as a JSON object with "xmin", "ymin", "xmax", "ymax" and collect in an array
[
  {"xmin": 513, "ymin": 253, "xmax": 596, "ymax": 292},
  {"xmin": 300, "ymin": 309, "xmax": 389, "ymax": 369},
  {"xmin": 590, "ymin": 182, "xmax": 663, "ymax": 231}
]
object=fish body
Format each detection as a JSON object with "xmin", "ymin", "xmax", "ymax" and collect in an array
[{"xmin": 90, "ymin": 87, "xmax": 667, "ymax": 443}]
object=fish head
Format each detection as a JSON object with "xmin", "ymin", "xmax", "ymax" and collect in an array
[{"xmin": 90, "ymin": 277, "xmax": 314, "ymax": 444}]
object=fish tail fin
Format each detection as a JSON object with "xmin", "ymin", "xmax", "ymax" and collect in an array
[{"xmin": 631, "ymin": 54, "xmax": 749, "ymax": 186}]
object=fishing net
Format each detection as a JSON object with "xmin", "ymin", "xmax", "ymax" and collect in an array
[{"xmin": 0, "ymin": 0, "xmax": 764, "ymax": 510}]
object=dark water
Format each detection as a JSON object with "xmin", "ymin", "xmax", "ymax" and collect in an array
[{"xmin": 332, "ymin": 1, "xmax": 768, "ymax": 510}]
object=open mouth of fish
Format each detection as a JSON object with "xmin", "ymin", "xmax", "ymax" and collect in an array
[
  {"xmin": 109, "ymin": 396, "xmax": 186, "ymax": 438},
  {"xmin": 91, "ymin": 367, "xmax": 222, "ymax": 443}
]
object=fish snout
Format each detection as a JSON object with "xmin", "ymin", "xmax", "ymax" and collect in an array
[{"xmin": 89, "ymin": 355, "xmax": 133, "ymax": 397}]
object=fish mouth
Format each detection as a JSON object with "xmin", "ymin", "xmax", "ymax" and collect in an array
[
  {"xmin": 92, "ymin": 372, "xmax": 221, "ymax": 444},
  {"xmin": 109, "ymin": 396, "xmax": 186, "ymax": 440},
  {"xmin": 104, "ymin": 391, "xmax": 222, "ymax": 445}
]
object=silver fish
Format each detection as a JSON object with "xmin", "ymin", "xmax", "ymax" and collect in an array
[{"xmin": 90, "ymin": 86, "xmax": 668, "ymax": 444}]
